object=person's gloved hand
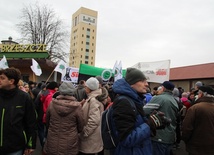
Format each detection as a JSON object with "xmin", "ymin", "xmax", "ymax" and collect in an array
[{"xmin": 146, "ymin": 110, "xmax": 171, "ymax": 136}]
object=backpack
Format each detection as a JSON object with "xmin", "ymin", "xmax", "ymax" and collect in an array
[{"xmin": 101, "ymin": 95, "xmax": 136, "ymax": 149}]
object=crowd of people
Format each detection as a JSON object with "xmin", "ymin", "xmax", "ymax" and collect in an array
[{"xmin": 0, "ymin": 67, "xmax": 213, "ymax": 155}]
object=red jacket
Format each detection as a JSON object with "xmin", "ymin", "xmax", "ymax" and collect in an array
[{"xmin": 41, "ymin": 89, "xmax": 56, "ymax": 123}]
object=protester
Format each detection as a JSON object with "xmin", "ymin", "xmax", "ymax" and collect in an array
[
  {"xmin": 96, "ymin": 87, "xmax": 109, "ymax": 108},
  {"xmin": 182, "ymin": 86, "xmax": 214, "ymax": 155},
  {"xmin": 41, "ymin": 81, "xmax": 59, "ymax": 124},
  {"xmin": 24, "ymin": 82, "xmax": 35, "ymax": 100},
  {"xmin": 41, "ymin": 81, "xmax": 58, "ymax": 147},
  {"xmin": 78, "ymin": 77, "xmax": 104, "ymax": 155},
  {"xmin": 34, "ymin": 84, "xmax": 48, "ymax": 148},
  {"xmin": 43, "ymin": 82, "xmax": 84, "ymax": 155},
  {"xmin": 172, "ymin": 88, "xmax": 183, "ymax": 150},
  {"xmin": 17, "ymin": 79, "xmax": 26, "ymax": 92},
  {"xmin": 193, "ymin": 81, "xmax": 203, "ymax": 101},
  {"xmin": 75, "ymin": 80, "xmax": 87, "ymax": 102},
  {"xmin": 145, "ymin": 81, "xmax": 179, "ymax": 155},
  {"xmin": 144, "ymin": 87, "xmax": 153, "ymax": 104},
  {"xmin": 28, "ymin": 80, "xmax": 36, "ymax": 90},
  {"xmin": 157, "ymin": 85, "xmax": 164, "ymax": 95},
  {"xmin": 181, "ymin": 92, "xmax": 192, "ymax": 110},
  {"xmin": 110, "ymin": 68, "xmax": 167, "ymax": 155},
  {"xmin": 32, "ymin": 82, "xmax": 43, "ymax": 99},
  {"xmin": 95, "ymin": 75, "xmax": 103, "ymax": 88},
  {"xmin": 152, "ymin": 86, "xmax": 158, "ymax": 96},
  {"xmin": 0, "ymin": 67, "xmax": 37, "ymax": 155}
]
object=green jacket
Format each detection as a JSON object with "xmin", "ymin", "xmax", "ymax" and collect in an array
[{"xmin": 146, "ymin": 91, "xmax": 178, "ymax": 144}]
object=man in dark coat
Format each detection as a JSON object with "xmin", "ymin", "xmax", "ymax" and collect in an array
[
  {"xmin": 0, "ymin": 67, "xmax": 37, "ymax": 155},
  {"xmin": 182, "ymin": 86, "xmax": 214, "ymax": 155}
]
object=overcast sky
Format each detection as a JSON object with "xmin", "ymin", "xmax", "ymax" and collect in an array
[{"xmin": 0, "ymin": 0, "xmax": 214, "ymax": 69}]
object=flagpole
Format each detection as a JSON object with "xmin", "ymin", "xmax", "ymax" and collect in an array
[
  {"xmin": 32, "ymin": 72, "xmax": 36, "ymax": 82},
  {"xmin": 45, "ymin": 69, "xmax": 55, "ymax": 84}
]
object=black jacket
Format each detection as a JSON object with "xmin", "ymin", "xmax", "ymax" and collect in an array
[{"xmin": 0, "ymin": 88, "xmax": 37, "ymax": 153}]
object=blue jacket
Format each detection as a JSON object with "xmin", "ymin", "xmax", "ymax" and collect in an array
[{"xmin": 111, "ymin": 79, "xmax": 152, "ymax": 155}]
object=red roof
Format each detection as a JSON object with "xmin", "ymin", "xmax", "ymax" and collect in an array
[{"xmin": 170, "ymin": 63, "xmax": 214, "ymax": 80}]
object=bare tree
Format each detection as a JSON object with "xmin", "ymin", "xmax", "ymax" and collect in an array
[{"xmin": 17, "ymin": 3, "xmax": 69, "ymax": 62}]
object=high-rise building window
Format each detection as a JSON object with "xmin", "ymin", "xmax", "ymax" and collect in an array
[
  {"xmin": 92, "ymin": 36, "xmax": 94, "ymax": 39},
  {"xmin": 85, "ymin": 61, "xmax": 88, "ymax": 64},
  {"xmin": 92, "ymin": 50, "xmax": 93, "ymax": 53},
  {"xmin": 80, "ymin": 60, "xmax": 82, "ymax": 63},
  {"xmin": 86, "ymin": 49, "xmax": 89, "ymax": 52},
  {"xmin": 86, "ymin": 35, "xmax": 90, "ymax": 38},
  {"xmin": 93, "ymin": 29, "xmax": 94, "ymax": 32},
  {"xmin": 82, "ymin": 41, "xmax": 83, "ymax": 44},
  {"xmin": 82, "ymin": 27, "xmax": 84, "ymax": 30},
  {"xmin": 75, "ymin": 17, "xmax": 77, "ymax": 26},
  {"xmin": 81, "ymin": 48, "xmax": 83, "ymax": 51},
  {"xmin": 91, "ymin": 57, "xmax": 93, "ymax": 60},
  {"xmin": 92, "ymin": 43, "xmax": 94, "ymax": 46},
  {"xmin": 91, "ymin": 62, "xmax": 93, "ymax": 65},
  {"xmin": 87, "ymin": 28, "xmax": 90, "ymax": 31},
  {"xmin": 86, "ymin": 42, "xmax": 89, "ymax": 45},
  {"xmin": 85, "ymin": 56, "xmax": 89, "ymax": 59}
]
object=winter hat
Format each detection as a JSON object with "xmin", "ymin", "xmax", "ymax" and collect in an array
[
  {"xmin": 195, "ymin": 81, "xmax": 203, "ymax": 87},
  {"xmin": 198, "ymin": 86, "xmax": 214, "ymax": 95},
  {"xmin": 125, "ymin": 68, "xmax": 147, "ymax": 85},
  {"xmin": 46, "ymin": 81, "xmax": 59, "ymax": 90},
  {"xmin": 59, "ymin": 82, "xmax": 76, "ymax": 95},
  {"xmin": 85, "ymin": 77, "xmax": 99, "ymax": 91},
  {"xmin": 95, "ymin": 76, "xmax": 103, "ymax": 85},
  {"xmin": 96, "ymin": 87, "xmax": 109, "ymax": 102},
  {"xmin": 162, "ymin": 81, "xmax": 175, "ymax": 91}
]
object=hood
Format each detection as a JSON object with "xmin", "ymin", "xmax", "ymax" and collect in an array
[
  {"xmin": 87, "ymin": 88, "xmax": 102, "ymax": 99},
  {"xmin": 112, "ymin": 78, "xmax": 145, "ymax": 104},
  {"xmin": 52, "ymin": 95, "xmax": 81, "ymax": 116}
]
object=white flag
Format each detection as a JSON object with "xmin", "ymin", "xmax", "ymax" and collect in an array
[
  {"xmin": 112, "ymin": 60, "xmax": 118, "ymax": 74},
  {"xmin": 30, "ymin": 59, "xmax": 42, "ymax": 76},
  {"xmin": 0, "ymin": 55, "xmax": 9, "ymax": 69},
  {"xmin": 54, "ymin": 60, "xmax": 68, "ymax": 76},
  {"xmin": 114, "ymin": 61, "xmax": 123, "ymax": 81}
]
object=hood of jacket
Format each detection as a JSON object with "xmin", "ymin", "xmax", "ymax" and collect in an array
[
  {"xmin": 112, "ymin": 78, "xmax": 145, "ymax": 104},
  {"xmin": 51, "ymin": 95, "xmax": 81, "ymax": 116},
  {"xmin": 87, "ymin": 88, "xmax": 102, "ymax": 99}
]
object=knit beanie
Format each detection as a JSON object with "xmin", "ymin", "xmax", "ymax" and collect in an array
[
  {"xmin": 59, "ymin": 82, "xmax": 76, "ymax": 95},
  {"xmin": 85, "ymin": 77, "xmax": 99, "ymax": 91},
  {"xmin": 125, "ymin": 68, "xmax": 147, "ymax": 85},
  {"xmin": 162, "ymin": 81, "xmax": 175, "ymax": 91}
]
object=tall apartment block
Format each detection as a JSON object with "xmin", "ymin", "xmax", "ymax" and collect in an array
[{"xmin": 69, "ymin": 7, "xmax": 98, "ymax": 68}]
